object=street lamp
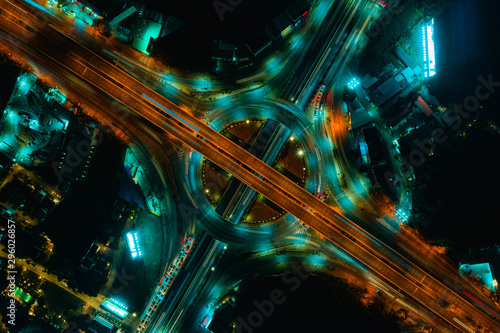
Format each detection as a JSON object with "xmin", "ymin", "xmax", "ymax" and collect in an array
[
  {"xmin": 347, "ymin": 78, "xmax": 359, "ymax": 89},
  {"xmin": 395, "ymin": 209, "xmax": 408, "ymax": 222}
]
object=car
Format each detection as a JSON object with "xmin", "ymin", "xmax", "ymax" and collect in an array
[
  {"xmin": 377, "ymin": 0, "xmax": 387, "ymax": 7},
  {"xmin": 62, "ymin": 8, "xmax": 75, "ymax": 17}
]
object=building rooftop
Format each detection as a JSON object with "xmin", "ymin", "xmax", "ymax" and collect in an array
[
  {"xmin": 349, "ymin": 99, "xmax": 372, "ymax": 129},
  {"xmin": 131, "ymin": 19, "xmax": 162, "ymax": 54},
  {"xmin": 387, "ymin": 105, "xmax": 414, "ymax": 128},
  {"xmin": 361, "ymin": 126, "xmax": 385, "ymax": 165},
  {"xmin": 372, "ymin": 77, "xmax": 402, "ymax": 106},
  {"xmin": 415, "ymin": 96, "xmax": 434, "ymax": 117},
  {"xmin": 401, "ymin": 67, "xmax": 415, "ymax": 83},
  {"xmin": 460, "ymin": 263, "xmax": 496, "ymax": 291},
  {"xmin": 395, "ymin": 46, "xmax": 418, "ymax": 70},
  {"xmin": 88, "ymin": 315, "xmax": 117, "ymax": 333},
  {"xmin": 461, "ymin": 245, "xmax": 500, "ymax": 291},
  {"xmin": 397, "ymin": 123, "xmax": 434, "ymax": 159}
]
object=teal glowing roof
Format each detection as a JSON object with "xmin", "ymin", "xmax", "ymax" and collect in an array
[
  {"xmin": 460, "ymin": 263, "xmax": 496, "ymax": 291},
  {"xmin": 132, "ymin": 19, "xmax": 162, "ymax": 54}
]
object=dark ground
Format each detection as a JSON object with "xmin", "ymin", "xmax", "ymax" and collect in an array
[
  {"xmin": 410, "ymin": 0, "xmax": 500, "ymax": 253},
  {"xmin": 430, "ymin": 0, "xmax": 500, "ymax": 105},
  {"xmin": 42, "ymin": 134, "xmax": 126, "ymax": 265},
  {"xmin": 411, "ymin": 105, "xmax": 500, "ymax": 253},
  {"xmin": 215, "ymin": 273, "xmax": 400, "ymax": 333},
  {"xmin": 357, "ymin": 0, "xmax": 500, "ymax": 252},
  {"xmin": 149, "ymin": 0, "xmax": 294, "ymax": 70},
  {"xmin": 0, "ymin": 59, "xmax": 21, "ymax": 114}
]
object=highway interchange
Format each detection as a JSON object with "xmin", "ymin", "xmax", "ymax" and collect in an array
[{"xmin": 0, "ymin": 0, "xmax": 499, "ymax": 332}]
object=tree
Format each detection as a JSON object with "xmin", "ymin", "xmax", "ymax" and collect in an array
[{"xmin": 37, "ymin": 296, "xmax": 46, "ymax": 308}]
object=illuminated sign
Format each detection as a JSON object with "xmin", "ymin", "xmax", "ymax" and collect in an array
[
  {"xmin": 14, "ymin": 287, "xmax": 32, "ymax": 303},
  {"xmin": 126, "ymin": 232, "xmax": 142, "ymax": 258},
  {"xmin": 422, "ymin": 19, "xmax": 436, "ymax": 77},
  {"xmin": 101, "ymin": 299, "xmax": 128, "ymax": 319}
]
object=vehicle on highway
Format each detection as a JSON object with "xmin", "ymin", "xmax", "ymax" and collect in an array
[
  {"xmin": 314, "ymin": 84, "xmax": 326, "ymax": 116},
  {"xmin": 62, "ymin": 8, "xmax": 76, "ymax": 17}
]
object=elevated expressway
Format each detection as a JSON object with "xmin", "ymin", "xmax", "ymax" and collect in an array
[{"xmin": 0, "ymin": 0, "xmax": 499, "ymax": 332}]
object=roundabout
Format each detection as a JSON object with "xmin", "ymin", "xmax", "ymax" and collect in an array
[
  {"xmin": 201, "ymin": 117, "xmax": 307, "ymax": 224},
  {"xmin": 183, "ymin": 99, "xmax": 324, "ymax": 241}
]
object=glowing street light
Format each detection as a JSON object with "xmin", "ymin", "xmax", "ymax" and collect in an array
[
  {"xmin": 101, "ymin": 299, "xmax": 128, "ymax": 319},
  {"xmin": 126, "ymin": 232, "xmax": 142, "ymax": 259},
  {"xmin": 347, "ymin": 78, "xmax": 359, "ymax": 89},
  {"xmin": 395, "ymin": 209, "xmax": 408, "ymax": 222},
  {"xmin": 422, "ymin": 19, "xmax": 436, "ymax": 78}
]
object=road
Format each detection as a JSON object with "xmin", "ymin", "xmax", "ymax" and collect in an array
[
  {"xmin": 0, "ymin": 245, "xmax": 104, "ymax": 312},
  {"xmin": 0, "ymin": 0, "xmax": 499, "ymax": 332},
  {"xmin": 144, "ymin": 233, "xmax": 222, "ymax": 333}
]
